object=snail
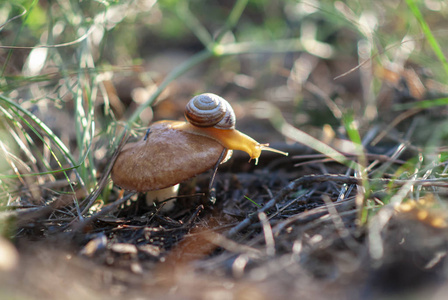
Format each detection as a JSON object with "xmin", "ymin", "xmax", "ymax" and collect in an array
[{"xmin": 111, "ymin": 93, "xmax": 287, "ymax": 208}]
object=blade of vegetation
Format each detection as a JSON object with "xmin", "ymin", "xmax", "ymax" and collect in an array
[
  {"xmin": 0, "ymin": 3, "xmax": 27, "ymax": 30},
  {"xmin": 0, "ymin": 0, "xmax": 37, "ymax": 78},
  {"xmin": 0, "ymin": 95, "xmax": 75, "ymax": 166},
  {"xmin": 405, "ymin": 0, "xmax": 448, "ymax": 78},
  {"xmin": 244, "ymin": 195, "xmax": 262, "ymax": 208},
  {"xmin": 215, "ymin": 0, "xmax": 249, "ymax": 42},
  {"xmin": 393, "ymin": 97, "xmax": 448, "ymax": 110},
  {"xmin": 342, "ymin": 113, "xmax": 370, "ymax": 223},
  {"xmin": 126, "ymin": 49, "xmax": 214, "ymax": 127},
  {"xmin": 255, "ymin": 101, "xmax": 352, "ymax": 168},
  {"xmin": 176, "ymin": 1, "xmax": 213, "ymax": 49}
]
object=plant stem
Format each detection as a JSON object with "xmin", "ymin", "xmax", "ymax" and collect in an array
[{"xmin": 126, "ymin": 49, "xmax": 214, "ymax": 127}]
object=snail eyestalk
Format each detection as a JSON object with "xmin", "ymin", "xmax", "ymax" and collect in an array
[
  {"xmin": 251, "ymin": 143, "xmax": 289, "ymax": 165},
  {"xmin": 259, "ymin": 144, "xmax": 289, "ymax": 156}
]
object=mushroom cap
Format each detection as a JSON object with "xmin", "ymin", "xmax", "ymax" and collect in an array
[{"xmin": 111, "ymin": 121, "xmax": 226, "ymax": 192}]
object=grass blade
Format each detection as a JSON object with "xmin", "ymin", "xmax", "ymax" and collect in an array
[{"xmin": 405, "ymin": 0, "xmax": 448, "ymax": 77}]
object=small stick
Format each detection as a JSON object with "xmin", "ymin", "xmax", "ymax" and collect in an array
[
  {"xmin": 208, "ymin": 148, "xmax": 228, "ymax": 204},
  {"xmin": 72, "ymin": 192, "xmax": 137, "ymax": 232},
  {"xmin": 143, "ymin": 128, "xmax": 151, "ymax": 141},
  {"xmin": 259, "ymin": 212, "xmax": 275, "ymax": 256}
]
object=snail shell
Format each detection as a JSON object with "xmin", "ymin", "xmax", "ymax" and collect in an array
[{"xmin": 185, "ymin": 93, "xmax": 236, "ymax": 129}]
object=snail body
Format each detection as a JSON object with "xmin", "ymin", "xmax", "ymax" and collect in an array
[
  {"xmin": 170, "ymin": 122, "xmax": 264, "ymax": 162},
  {"xmin": 180, "ymin": 93, "xmax": 283, "ymax": 163},
  {"xmin": 111, "ymin": 93, "xmax": 287, "ymax": 193}
]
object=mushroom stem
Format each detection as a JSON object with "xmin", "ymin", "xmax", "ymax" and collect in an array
[{"xmin": 146, "ymin": 184, "xmax": 180, "ymax": 212}]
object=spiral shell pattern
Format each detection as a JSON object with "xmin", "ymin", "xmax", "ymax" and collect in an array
[{"xmin": 185, "ymin": 93, "xmax": 236, "ymax": 129}]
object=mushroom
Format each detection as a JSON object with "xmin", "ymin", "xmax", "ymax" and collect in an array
[{"xmin": 111, "ymin": 93, "xmax": 287, "ymax": 210}]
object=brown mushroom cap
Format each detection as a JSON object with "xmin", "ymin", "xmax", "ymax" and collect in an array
[{"xmin": 111, "ymin": 121, "xmax": 226, "ymax": 192}]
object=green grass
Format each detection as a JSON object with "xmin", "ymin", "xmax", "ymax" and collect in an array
[{"xmin": 406, "ymin": 0, "xmax": 448, "ymax": 78}]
